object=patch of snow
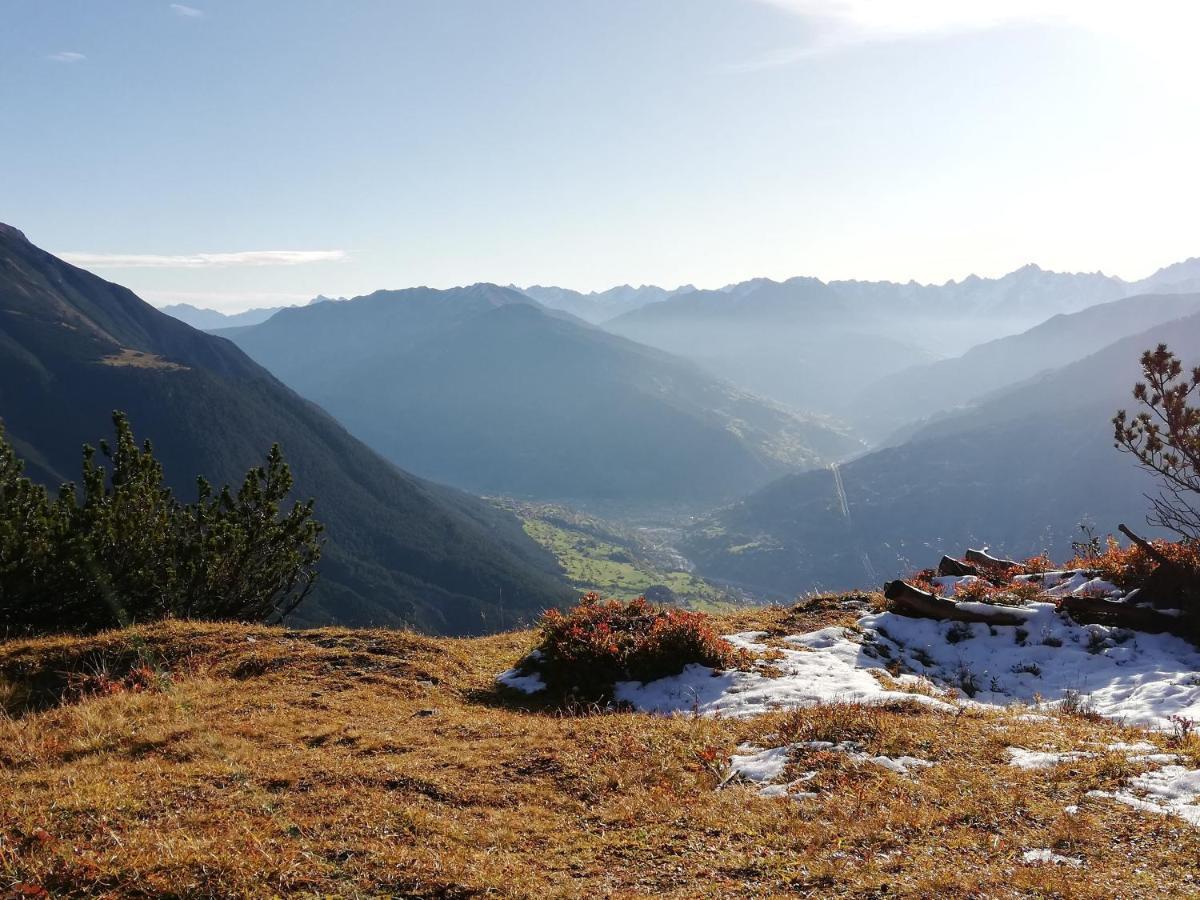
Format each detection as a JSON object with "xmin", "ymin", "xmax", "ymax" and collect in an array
[
  {"xmin": 1006, "ymin": 747, "xmax": 1093, "ymax": 769},
  {"xmin": 794, "ymin": 739, "xmax": 932, "ymax": 773},
  {"xmin": 1106, "ymin": 741, "xmax": 1157, "ymax": 752},
  {"xmin": 852, "ymin": 603, "xmax": 1200, "ymax": 730},
  {"xmin": 758, "ymin": 782, "xmax": 803, "ymax": 798},
  {"xmin": 1102, "ymin": 741, "xmax": 1178, "ymax": 764},
  {"xmin": 1022, "ymin": 848, "xmax": 1082, "ymax": 867},
  {"xmin": 727, "ymin": 744, "xmax": 793, "ymax": 785},
  {"xmin": 1008, "ymin": 742, "xmax": 1183, "ymax": 771},
  {"xmin": 724, "ymin": 744, "xmax": 821, "ymax": 798},
  {"xmin": 1090, "ymin": 766, "xmax": 1200, "ymax": 826},
  {"xmin": 955, "ymin": 600, "xmax": 1037, "ymax": 618},
  {"xmin": 612, "ymin": 629, "xmax": 956, "ymax": 718},
  {"xmin": 497, "ymin": 668, "xmax": 546, "ymax": 694},
  {"xmin": 867, "ymin": 754, "xmax": 933, "ymax": 774},
  {"xmin": 1132, "ymin": 753, "xmax": 1181, "ymax": 764},
  {"xmin": 723, "ymin": 741, "xmax": 932, "ymax": 797}
]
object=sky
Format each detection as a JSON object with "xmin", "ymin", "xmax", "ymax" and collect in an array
[{"xmin": 4, "ymin": 0, "xmax": 1200, "ymax": 312}]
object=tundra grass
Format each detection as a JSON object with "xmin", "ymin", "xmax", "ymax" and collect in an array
[{"xmin": 1, "ymin": 603, "xmax": 1199, "ymax": 897}]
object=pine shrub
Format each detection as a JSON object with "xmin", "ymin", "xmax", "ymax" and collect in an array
[{"xmin": 0, "ymin": 412, "xmax": 322, "ymax": 635}]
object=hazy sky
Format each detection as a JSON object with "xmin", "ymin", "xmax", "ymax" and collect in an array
[{"xmin": 5, "ymin": 0, "xmax": 1200, "ymax": 311}]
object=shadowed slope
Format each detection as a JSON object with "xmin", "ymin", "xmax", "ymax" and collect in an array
[{"xmin": 0, "ymin": 223, "xmax": 573, "ymax": 634}]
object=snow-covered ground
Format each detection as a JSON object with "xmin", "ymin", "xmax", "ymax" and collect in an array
[
  {"xmin": 854, "ymin": 603, "xmax": 1200, "ymax": 729},
  {"xmin": 615, "ymin": 604, "xmax": 1200, "ymax": 730},
  {"xmin": 501, "ymin": 600, "xmax": 1200, "ymax": 729},
  {"xmin": 1022, "ymin": 848, "xmax": 1082, "ymax": 867},
  {"xmin": 612, "ymin": 629, "xmax": 957, "ymax": 718}
]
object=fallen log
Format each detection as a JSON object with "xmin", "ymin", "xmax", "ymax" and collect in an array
[
  {"xmin": 937, "ymin": 555, "xmax": 981, "ymax": 577},
  {"xmin": 1117, "ymin": 523, "xmax": 1174, "ymax": 569},
  {"xmin": 1058, "ymin": 594, "xmax": 1184, "ymax": 634},
  {"xmin": 964, "ymin": 548, "xmax": 1023, "ymax": 573},
  {"xmin": 883, "ymin": 580, "xmax": 1027, "ymax": 625}
]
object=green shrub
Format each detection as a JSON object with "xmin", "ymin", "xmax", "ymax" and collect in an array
[
  {"xmin": 527, "ymin": 592, "xmax": 747, "ymax": 701},
  {"xmin": 0, "ymin": 412, "xmax": 322, "ymax": 635}
]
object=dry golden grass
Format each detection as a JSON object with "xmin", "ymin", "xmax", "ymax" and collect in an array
[
  {"xmin": 98, "ymin": 349, "xmax": 187, "ymax": 371},
  {"xmin": 2, "ymin": 600, "xmax": 1199, "ymax": 897}
]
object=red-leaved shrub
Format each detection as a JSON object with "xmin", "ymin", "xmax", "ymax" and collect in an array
[
  {"xmin": 1068, "ymin": 536, "xmax": 1161, "ymax": 588},
  {"xmin": 907, "ymin": 568, "xmax": 942, "ymax": 596},
  {"xmin": 1022, "ymin": 554, "xmax": 1054, "ymax": 574},
  {"xmin": 529, "ymin": 593, "xmax": 748, "ymax": 700},
  {"xmin": 952, "ymin": 578, "xmax": 1001, "ymax": 602}
]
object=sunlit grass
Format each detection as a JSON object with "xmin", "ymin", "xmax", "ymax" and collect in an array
[{"xmin": 1, "ymin": 607, "xmax": 1198, "ymax": 896}]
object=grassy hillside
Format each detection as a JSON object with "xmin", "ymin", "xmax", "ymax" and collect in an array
[{"xmin": 3, "ymin": 610, "xmax": 1198, "ymax": 897}]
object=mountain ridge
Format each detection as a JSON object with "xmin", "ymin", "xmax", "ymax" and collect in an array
[
  {"xmin": 851, "ymin": 291, "xmax": 1200, "ymax": 442},
  {"xmin": 683, "ymin": 309, "xmax": 1200, "ymax": 598},
  {"xmin": 0, "ymin": 224, "xmax": 574, "ymax": 634},
  {"xmin": 218, "ymin": 283, "xmax": 860, "ymax": 507}
]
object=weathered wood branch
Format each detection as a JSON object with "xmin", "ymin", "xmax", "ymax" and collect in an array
[
  {"xmin": 1058, "ymin": 594, "xmax": 1183, "ymax": 634},
  {"xmin": 964, "ymin": 548, "xmax": 1023, "ymax": 572},
  {"xmin": 1117, "ymin": 523, "xmax": 1175, "ymax": 569},
  {"xmin": 883, "ymin": 580, "xmax": 1027, "ymax": 625},
  {"xmin": 937, "ymin": 556, "xmax": 981, "ymax": 577},
  {"xmin": 1117, "ymin": 522, "xmax": 1200, "ymax": 611}
]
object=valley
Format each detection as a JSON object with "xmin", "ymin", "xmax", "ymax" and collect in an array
[
  {"xmin": 496, "ymin": 499, "xmax": 749, "ymax": 613},
  {"xmin": 9, "ymin": 219, "xmax": 1200, "ymax": 619}
]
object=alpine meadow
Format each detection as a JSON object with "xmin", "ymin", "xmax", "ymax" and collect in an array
[{"xmin": 6, "ymin": 2, "xmax": 1200, "ymax": 897}]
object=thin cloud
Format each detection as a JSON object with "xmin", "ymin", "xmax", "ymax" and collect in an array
[
  {"xmin": 738, "ymin": 0, "xmax": 1200, "ymax": 68},
  {"xmin": 60, "ymin": 250, "xmax": 348, "ymax": 269},
  {"xmin": 47, "ymin": 51, "xmax": 86, "ymax": 63},
  {"xmin": 170, "ymin": 4, "xmax": 204, "ymax": 18}
]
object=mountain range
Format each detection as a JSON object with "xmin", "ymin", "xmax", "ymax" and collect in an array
[
  {"xmin": 601, "ymin": 263, "xmax": 1200, "ymax": 418},
  {"xmin": 516, "ymin": 284, "xmax": 695, "ymax": 323},
  {"xmin": 683, "ymin": 306, "xmax": 1200, "ymax": 598},
  {"xmin": 0, "ymin": 224, "xmax": 573, "ymax": 634},
  {"xmin": 849, "ymin": 292, "xmax": 1200, "ymax": 442},
  {"xmin": 217, "ymin": 286, "xmax": 859, "ymax": 507},
  {"xmin": 515, "ymin": 262, "xmax": 1200, "ymax": 424},
  {"xmin": 160, "ymin": 295, "xmax": 346, "ymax": 330},
  {"xmin": 604, "ymin": 277, "xmax": 940, "ymax": 415},
  {"xmin": 164, "ymin": 257, "xmax": 1200, "ymax": 425}
]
